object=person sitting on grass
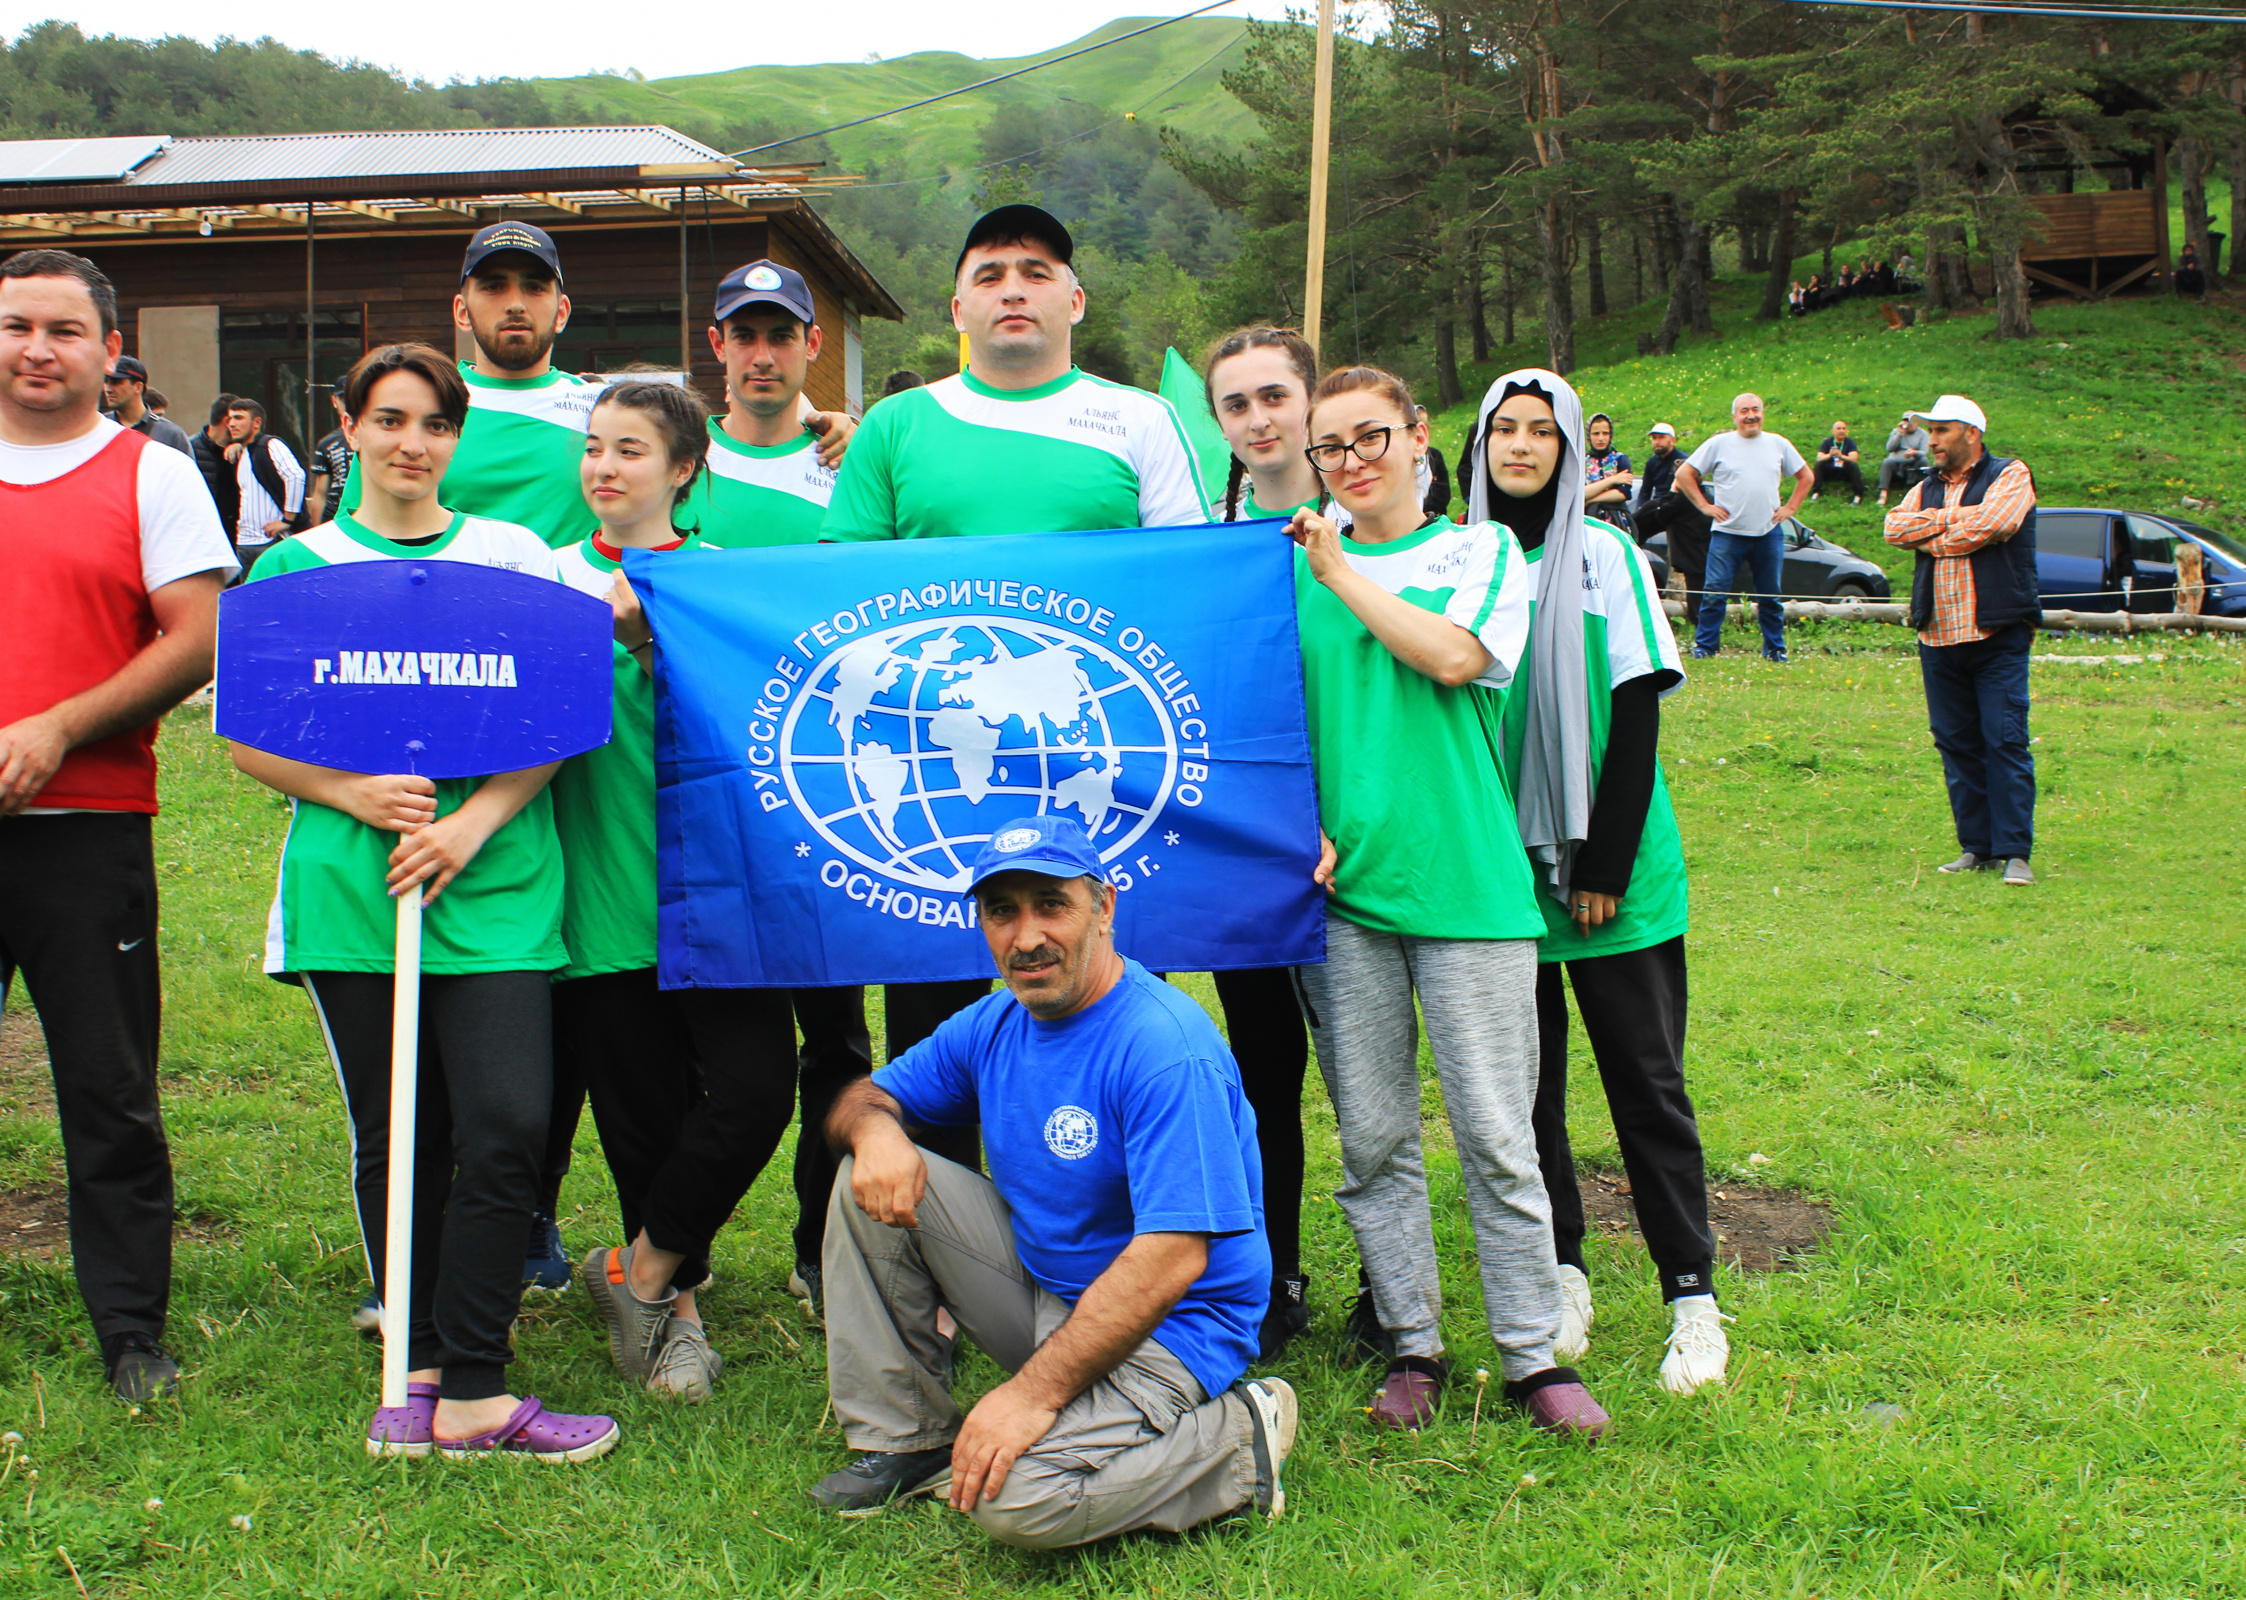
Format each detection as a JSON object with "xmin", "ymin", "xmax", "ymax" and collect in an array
[
  {"xmin": 1814, "ymin": 420, "xmax": 1865, "ymax": 505},
  {"xmin": 1878, "ymin": 414, "xmax": 1929, "ymax": 508},
  {"xmin": 808, "ymin": 816, "xmax": 1295, "ymax": 1545},
  {"xmin": 229, "ymin": 342, "xmax": 617, "ymax": 1464},
  {"xmin": 1299, "ymin": 364, "xmax": 1608, "ymax": 1441}
]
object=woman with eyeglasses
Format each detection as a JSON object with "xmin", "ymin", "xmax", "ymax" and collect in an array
[
  {"xmin": 1285, "ymin": 365, "xmax": 1609, "ymax": 1442},
  {"xmin": 1198, "ymin": 324, "xmax": 1324, "ymax": 1357}
]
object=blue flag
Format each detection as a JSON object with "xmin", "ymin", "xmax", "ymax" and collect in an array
[{"xmin": 629, "ymin": 521, "xmax": 1325, "ymax": 988}]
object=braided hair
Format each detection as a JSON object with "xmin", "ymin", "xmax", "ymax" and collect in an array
[{"xmin": 1202, "ymin": 324, "xmax": 1320, "ymax": 522}]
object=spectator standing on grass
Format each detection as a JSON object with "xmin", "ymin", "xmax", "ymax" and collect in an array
[
  {"xmin": 190, "ymin": 392, "xmax": 242, "ymax": 540},
  {"xmin": 1463, "ymin": 367, "xmax": 1729, "ymax": 1396},
  {"xmin": 0, "ymin": 248, "xmax": 236, "ymax": 1401},
  {"xmin": 101, "ymin": 355, "xmax": 193, "ymax": 455},
  {"xmin": 1813, "ymin": 420, "xmax": 1865, "ymax": 505},
  {"xmin": 1636, "ymin": 422, "xmax": 1711, "ymax": 633},
  {"xmin": 1878, "ymin": 414, "xmax": 1929, "ymax": 507},
  {"xmin": 805, "ymin": 817, "xmax": 1296, "ymax": 1540},
  {"xmin": 229, "ymin": 398, "xmax": 305, "ymax": 578},
  {"xmin": 1882, "ymin": 394, "xmax": 2040, "ymax": 888},
  {"xmin": 1675, "ymin": 393, "xmax": 1814, "ymax": 662}
]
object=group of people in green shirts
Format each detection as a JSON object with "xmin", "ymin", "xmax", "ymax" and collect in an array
[{"xmin": 226, "ymin": 202, "xmax": 1725, "ymax": 1472}]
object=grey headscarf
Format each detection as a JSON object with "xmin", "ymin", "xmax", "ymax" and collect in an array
[{"xmin": 1464, "ymin": 367, "xmax": 1593, "ymax": 908}]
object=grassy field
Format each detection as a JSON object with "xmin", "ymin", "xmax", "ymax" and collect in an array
[{"xmin": 3, "ymin": 617, "xmax": 2243, "ymax": 1597}]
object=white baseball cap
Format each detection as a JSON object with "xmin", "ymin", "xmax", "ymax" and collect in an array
[
  {"xmin": 1906, "ymin": 394, "xmax": 1987, "ymax": 431},
  {"xmin": 1647, "ymin": 422, "xmax": 1676, "ymax": 437}
]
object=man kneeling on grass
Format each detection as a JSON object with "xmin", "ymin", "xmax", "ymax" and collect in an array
[{"xmin": 808, "ymin": 815, "xmax": 1295, "ymax": 1547}]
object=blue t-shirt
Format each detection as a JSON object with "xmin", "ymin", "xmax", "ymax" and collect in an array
[{"xmin": 873, "ymin": 958, "xmax": 1269, "ymax": 1399}]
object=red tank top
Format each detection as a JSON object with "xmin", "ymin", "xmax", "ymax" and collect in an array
[{"xmin": 1, "ymin": 427, "xmax": 162, "ymax": 812}]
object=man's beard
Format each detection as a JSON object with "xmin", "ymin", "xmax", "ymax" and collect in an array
[{"xmin": 476, "ymin": 319, "xmax": 555, "ymax": 372}]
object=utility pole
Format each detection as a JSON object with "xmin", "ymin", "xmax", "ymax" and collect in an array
[{"xmin": 1303, "ymin": 0, "xmax": 1337, "ymax": 360}]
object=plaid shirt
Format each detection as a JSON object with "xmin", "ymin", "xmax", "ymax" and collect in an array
[{"xmin": 1882, "ymin": 456, "xmax": 2036, "ymax": 647}]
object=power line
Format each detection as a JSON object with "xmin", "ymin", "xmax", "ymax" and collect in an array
[
  {"xmin": 732, "ymin": 1, "xmax": 1249, "ymax": 159},
  {"xmin": 1783, "ymin": 0, "xmax": 2246, "ymax": 23}
]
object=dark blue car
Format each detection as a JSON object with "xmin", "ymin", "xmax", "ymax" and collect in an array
[{"xmin": 2033, "ymin": 508, "xmax": 2246, "ymax": 618}]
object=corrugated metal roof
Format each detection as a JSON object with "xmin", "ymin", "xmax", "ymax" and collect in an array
[
  {"xmin": 97, "ymin": 126, "xmax": 735, "ymax": 188},
  {"xmin": 0, "ymin": 135, "xmax": 170, "ymax": 184}
]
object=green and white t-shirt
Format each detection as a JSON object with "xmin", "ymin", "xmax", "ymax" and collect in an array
[
  {"xmin": 1297, "ymin": 515, "xmax": 1546, "ymax": 941},
  {"xmin": 691, "ymin": 420, "xmax": 833, "ymax": 549},
  {"xmin": 548, "ymin": 533, "xmax": 704, "ymax": 978},
  {"xmin": 820, "ymin": 367, "xmax": 1211, "ymax": 541},
  {"xmin": 251, "ymin": 512, "xmax": 569, "ymax": 977},
  {"xmin": 1498, "ymin": 518, "xmax": 1690, "ymax": 960},
  {"xmin": 342, "ymin": 365, "xmax": 596, "ymax": 548}
]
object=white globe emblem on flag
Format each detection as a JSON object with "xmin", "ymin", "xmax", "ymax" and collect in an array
[
  {"xmin": 1043, "ymin": 1105, "xmax": 1099, "ymax": 1160},
  {"xmin": 781, "ymin": 617, "xmax": 1181, "ymax": 892}
]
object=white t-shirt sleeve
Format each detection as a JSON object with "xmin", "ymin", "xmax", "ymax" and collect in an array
[
  {"xmin": 1591, "ymin": 526, "xmax": 1683, "ymax": 696},
  {"xmin": 1133, "ymin": 395, "xmax": 1214, "ymax": 526},
  {"xmin": 1685, "ymin": 437, "xmax": 1721, "ymax": 476},
  {"xmin": 1445, "ymin": 524, "xmax": 1532, "ymax": 690},
  {"xmin": 1774, "ymin": 435, "xmax": 1807, "ymax": 475},
  {"xmin": 137, "ymin": 442, "xmax": 239, "ymax": 590}
]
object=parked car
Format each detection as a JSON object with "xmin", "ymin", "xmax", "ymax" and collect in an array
[
  {"xmin": 1639, "ymin": 517, "xmax": 1893, "ymax": 601},
  {"xmin": 2032, "ymin": 507, "xmax": 2246, "ymax": 618}
]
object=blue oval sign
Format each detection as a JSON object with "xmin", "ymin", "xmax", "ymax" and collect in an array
[{"xmin": 215, "ymin": 560, "xmax": 614, "ymax": 778}]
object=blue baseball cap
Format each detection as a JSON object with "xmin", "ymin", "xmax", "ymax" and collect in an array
[
  {"xmin": 967, "ymin": 816, "xmax": 1105, "ymax": 893},
  {"xmin": 713, "ymin": 259, "xmax": 816, "ymax": 327}
]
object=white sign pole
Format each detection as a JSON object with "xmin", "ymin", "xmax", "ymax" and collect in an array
[
  {"xmin": 380, "ymin": 883, "xmax": 424, "ymax": 1410},
  {"xmin": 1302, "ymin": 0, "xmax": 1337, "ymax": 362}
]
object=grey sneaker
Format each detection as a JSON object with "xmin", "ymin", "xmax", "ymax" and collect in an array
[
  {"xmin": 808, "ymin": 1447, "xmax": 952, "ymax": 1513},
  {"xmin": 2003, "ymin": 857, "xmax": 2035, "ymax": 887},
  {"xmin": 786, "ymin": 1261, "xmax": 824, "ymax": 1326},
  {"xmin": 584, "ymin": 1245, "xmax": 674, "ymax": 1383},
  {"xmin": 1239, "ymin": 1377, "xmax": 1298, "ymax": 1519},
  {"xmin": 648, "ymin": 1316, "xmax": 723, "ymax": 1402},
  {"xmin": 1938, "ymin": 851, "xmax": 1992, "ymax": 874}
]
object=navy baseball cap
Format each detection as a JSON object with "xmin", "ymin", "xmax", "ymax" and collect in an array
[
  {"xmin": 967, "ymin": 816, "xmax": 1105, "ymax": 892},
  {"xmin": 955, "ymin": 204, "xmax": 1074, "ymax": 276},
  {"xmin": 712, "ymin": 259, "xmax": 816, "ymax": 327},
  {"xmin": 107, "ymin": 356, "xmax": 148, "ymax": 383},
  {"xmin": 460, "ymin": 222, "xmax": 563, "ymax": 284}
]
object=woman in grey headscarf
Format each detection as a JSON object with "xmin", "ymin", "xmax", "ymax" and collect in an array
[{"xmin": 1462, "ymin": 369, "xmax": 1729, "ymax": 1396}]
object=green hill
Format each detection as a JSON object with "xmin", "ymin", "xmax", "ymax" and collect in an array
[{"xmin": 537, "ymin": 17, "xmax": 1260, "ymax": 177}]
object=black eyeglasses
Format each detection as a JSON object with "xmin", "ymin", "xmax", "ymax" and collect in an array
[{"xmin": 1305, "ymin": 426, "xmax": 1397, "ymax": 473}]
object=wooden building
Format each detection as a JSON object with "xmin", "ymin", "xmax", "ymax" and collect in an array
[{"xmin": 0, "ymin": 127, "xmax": 902, "ymax": 453}]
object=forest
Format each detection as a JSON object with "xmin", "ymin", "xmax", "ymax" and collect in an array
[{"xmin": 4, "ymin": 10, "xmax": 2243, "ymax": 395}]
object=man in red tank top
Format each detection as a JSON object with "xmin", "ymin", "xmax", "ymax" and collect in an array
[{"xmin": 0, "ymin": 249, "xmax": 236, "ymax": 1401}]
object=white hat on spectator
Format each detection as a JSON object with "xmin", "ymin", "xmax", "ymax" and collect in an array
[
  {"xmin": 1647, "ymin": 422, "xmax": 1675, "ymax": 437},
  {"xmin": 1906, "ymin": 394, "xmax": 1986, "ymax": 431}
]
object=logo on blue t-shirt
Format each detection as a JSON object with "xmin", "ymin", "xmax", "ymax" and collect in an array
[{"xmin": 1043, "ymin": 1105, "xmax": 1100, "ymax": 1160}]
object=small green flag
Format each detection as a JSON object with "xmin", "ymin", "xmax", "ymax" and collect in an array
[{"xmin": 1159, "ymin": 346, "xmax": 1236, "ymax": 509}]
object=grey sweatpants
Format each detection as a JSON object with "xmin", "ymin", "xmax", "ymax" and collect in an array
[
  {"xmin": 1295, "ymin": 912, "xmax": 1560, "ymax": 1380},
  {"xmin": 823, "ymin": 1150, "xmax": 1261, "ymax": 1549}
]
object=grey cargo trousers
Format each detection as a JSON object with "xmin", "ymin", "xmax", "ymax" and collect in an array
[{"xmin": 823, "ymin": 1149, "xmax": 1261, "ymax": 1549}]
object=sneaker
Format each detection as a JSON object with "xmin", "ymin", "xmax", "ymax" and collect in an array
[
  {"xmin": 648, "ymin": 1316, "xmax": 723, "ymax": 1402},
  {"xmin": 1938, "ymin": 851, "xmax": 1991, "ymax": 874},
  {"xmin": 1690, "ymin": 648, "xmax": 1719, "ymax": 660},
  {"xmin": 1851, "ymin": 494, "xmax": 1863, "ymax": 505},
  {"xmin": 808, "ymin": 1447, "xmax": 952, "ymax": 1512},
  {"xmin": 1369, "ymin": 1355, "xmax": 1449, "ymax": 1431},
  {"xmin": 1259, "ymin": 1275, "xmax": 1311, "ymax": 1362},
  {"xmin": 1504, "ymin": 1367, "xmax": 1610, "ymax": 1440},
  {"xmin": 1345, "ymin": 1278, "xmax": 1396, "ymax": 1365},
  {"xmin": 2002, "ymin": 857, "xmax": 2035, "ymax": 887},
  {"xmin": 351, "ymin": 1290, "xmax": 382, "ymax": 1339},
  {"xmin": 1658, "ymin": 1296, "xmax": 1734, "ymax": 1394},
  {"xmin": 104, "ymin": 1333, "xmax": 180, "ymax": 1402},
  {"xmin": 584, "ymin": 1245, "xmax": 675, "ymax": 1383},
  {"xmin": 524, "ymin": 1211, "xmax": 570, "ymax": 1292},
  {"xmin": 1555, "ymin": 1264, "xmax": 1594, "ymax": 1362},
  {"xmin": 1238, "ymin": 1377, "xmax": 1298, "ymax": 1518},
  {"xmin": 1763, "ymin": 650, "xmax": 1789, "ymax": 664},
  {"xmin": 786, "ymin": 1261, "xmax": 824, "ymax": 1326}
]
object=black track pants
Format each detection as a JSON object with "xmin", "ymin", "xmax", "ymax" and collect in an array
[
  {"xmin": 881, "ymin": 979, "xmax": 990, "ymax": 1172},
  {"xmin": 1529, "ymin": 938, "xmax": 1717, "ymax": 1301},
  {"xmin": 1213, "ymin": 966, "xmax": 1308, "ymax": 1281},
  {"xmin": 786, "ymin": 985, "xmax": 872, "ymax": 1267}
]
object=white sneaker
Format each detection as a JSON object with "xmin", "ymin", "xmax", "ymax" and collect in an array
[
  {"xmin": 1659, "ymin": 1296, "xmax": 1733, "ymax": 1394},
  {"xmin": 1555, "ymin": 1264, "xmax": 1594, "ymax": 1361}
]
